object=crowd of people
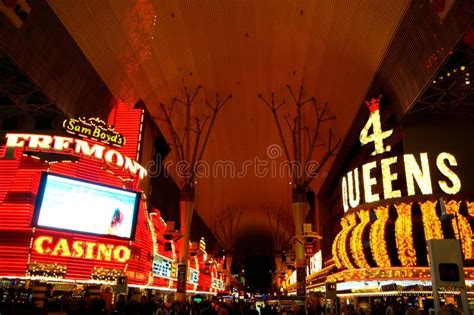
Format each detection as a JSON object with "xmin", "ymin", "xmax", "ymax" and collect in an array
[
  {"xmin": 0, "ymin": 289, "xmax": 468, "ymax": 315},
  {"xmin": 113, "ymin": 296, "xmax": 282, "ymax": 315},
  {"xmin": 336, "ymin": 299, "xmax": 464, "ymax": 315}
]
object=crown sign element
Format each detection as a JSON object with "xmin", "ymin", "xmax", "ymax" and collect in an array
[{"xmin": 364, "ymin": 96, "xmax": 382, "ymax": 112}]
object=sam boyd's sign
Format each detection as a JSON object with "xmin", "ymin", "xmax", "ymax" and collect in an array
[{"xmin": 63, "ymin": 117, "xmax": 125, "ymax": 148}]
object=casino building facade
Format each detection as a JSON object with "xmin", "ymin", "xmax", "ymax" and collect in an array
[
  {"xmin": 282, "ymin": 28, "xmax": 474, "ymax": 310},
  {"xmin": 0, "ymin": 100, "xmax": 225, "ymax": 307}
]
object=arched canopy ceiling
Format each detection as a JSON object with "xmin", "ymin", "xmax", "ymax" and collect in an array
[{"xmin": 48, "ymin": 0, "xmax": 409, "ymax": 251}]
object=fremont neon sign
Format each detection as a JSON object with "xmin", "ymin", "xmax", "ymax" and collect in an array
[
  {"xmin": 33, "ymin": 236, "xmax": 130, "ymax": 263},
  {"xmin": 341, "ymin": 97, "xmax": 461, "ymax": 212},
  {"xmin": 1, "ymin": 133, "xmax": 147, "ymax": 180}
]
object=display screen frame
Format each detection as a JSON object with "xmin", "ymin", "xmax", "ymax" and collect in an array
[{"xmin": 33, "ymin": 172, "xmax": 140, "ymax": 240}]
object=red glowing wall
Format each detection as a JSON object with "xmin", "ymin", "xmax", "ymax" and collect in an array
[
  {"xmin": 0, "ymin": 101, "xmax": 149, "ymax": 284},
  {"xmin": 0, "ymin": 100, "xmax": 221, "ymax": 292}
]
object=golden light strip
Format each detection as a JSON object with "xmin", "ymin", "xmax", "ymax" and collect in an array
[
  {"xmin": 445, "ymin": 200, "xmax": 473, "ymax": 259},
  {"xmin": 336, "ymin": 213, "xmax": 357, "ymax": 269},
  {"xmin": 395, "ymin": 203, "xmax": 417, "ymax": 267},
  {"xmin": 327, "ymin": 267, "xmax": 432, "ymax": 283},
  {"xmin": 332, "ymin": 231, "xmax": 343, "ymax": 269},
  {"xmin": 369, "ymin": 206, "xmax": 391, "ymax": 267},
  {"xmin": 350, "ymin": 209, "xmax": 370, "ymax": 268},
  {"xmin": 420, "ymin": 200, "xmax": 444, "ymax": 241},
  {"xmin": 467, "ymin": 201, "xmax": 474, "ymax": 217},
  {"xmin": 327, "ymin": 267, "xmax": 474, "ymax": 283}
]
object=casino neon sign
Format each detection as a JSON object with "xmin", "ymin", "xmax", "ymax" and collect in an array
[
  {"xmin": 33, "ymin": 236, "xmax": 131, "ymax": 263},
  {"xmin": 1, "ymin": 133, "xmax": 147, "ymax": 180},
  {"xmin": 341, "ymin": 97, "xmax": 461, "ymax": 212}
]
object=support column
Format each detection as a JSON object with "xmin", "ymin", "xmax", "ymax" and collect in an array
[
  {"xmin": 292, "ymin": 186, "xmax": 306, "ymax": 297},
  {"xmin": 176, "ymin": 186, "xmax": 194, "ymax": 302},
  {"xmin": 225, "ymin": 252, "xmax": 233, "ymax": 292},
  {"xmin": 31, "ymin": 281, "xmax": 46, "ymax": 308},
  {"xmin": 274, "ymin": 251, "xmax": 283, "ymax": 290}
]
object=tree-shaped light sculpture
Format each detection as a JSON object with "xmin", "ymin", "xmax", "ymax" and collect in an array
[
  {"xmin": 266, "ymin": 207, "xmax": 294, "ymax": 291},
  {"xmin": 158, "ymin": 85, "xmax": 231, "ymax": 300},
  {"xmin": 212, "ymin": 206, "xmax": 245, "ymax": 291},
  {"xmin": 259, "ymin": 85, "xmax": 340, "ymax": 296}
]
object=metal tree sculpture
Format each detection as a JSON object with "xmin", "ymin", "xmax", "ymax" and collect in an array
[
  {"xmin": 258, "ymin": 85, "xmax": 340, "ymax": 296},
  {"xmin": 258, "ymin": 85, "xmax": 340, "ymax": 190},
  {"xmin": 157, "ymin": 85, "xmax": 231, "ymax": 300},
  {"xmin": 266, "ymin": 207, "xmax": 294, "ymax": 289},
  {"xmin": 212, "ymin": 206, "xmax": 245, "ymax": 290},
  {"xmin": 159, "ymin": 85, "xmax": 232, "ymax": 191},
  {"xmin": 267, "ymin": 207, "xmax": 294, "ymax": 255}
]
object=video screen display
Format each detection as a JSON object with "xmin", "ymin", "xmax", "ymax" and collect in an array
[{"xmin": 34, "ymin": 173, "xmax": 139, "ymax": 239}]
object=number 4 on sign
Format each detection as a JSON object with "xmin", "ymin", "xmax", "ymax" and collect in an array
[{"xmin": 359, "ymin": 96, "xmax": 393, "ymax": 156}]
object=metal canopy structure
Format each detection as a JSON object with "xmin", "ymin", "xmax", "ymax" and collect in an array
[
  {"xmin": 46, "ymin": 0, "xmax": 411, "ymax": 256},
  {"xmin": 0, "ymin": 51, "xmax": 65, "ymax": 129},
  {"xmin": 409, "ymin": 39, "xmax": 474, "ymax": 116}
]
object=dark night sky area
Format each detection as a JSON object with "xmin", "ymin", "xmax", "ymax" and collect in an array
[
  {"xmin": 243, "ymin": 255, "xmax": 273, "ymax": 293},
  {"xmin": 233, "ymin": 231, "xmax": 275, "ymax": 293}
]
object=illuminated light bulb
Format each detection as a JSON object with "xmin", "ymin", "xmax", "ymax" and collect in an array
[
  {"xmin": 454, "ymin": 69, "xmax": 458, "ymax": 72},
  {"xmin": 444, "ymin": 200, "xmax": 472, "ymax": 259},
  {"xmin": 342, "ymin": 176, "xmax": 349, "ymax": 212},
  {"xmin": 332, "ymin": 228, "xmax": 344, "ymax": 269},
  {"xmin": 467, "ymin": 202, "xmax": 474, "ymax": 218},
  {"xmin": 433, "ymin": 80, "xmax": 436, "ymax": 84},
  {"xmin": 436, "ymin": 152, "xmax": 461, "ymax": 194},
  {"xmin": 447, "ymin": 72, "xmax": 451, "ymax": 77},
  {"xmin": 347, "ymin": 169, "xmax": 360, "ymax": 208},
  {"xmin": 362, "ymin": 161, "xmax": 379, "ymax": 203},
  {"xmin": 381, "ymin": 156, "xmax": 401, "ymax": 199},
  {"xmin": 349, "ymin": 210, "xmax": 370, "ymax": 268},
  {"xmin": 370, "ymin": 206, "xmax": 391, "ymax": 267},
  {"xmin": 466, "ymin": 81, "xmax": 471, "ymax": 85},
  {"xmin": 336, "ymin": 214, "xmax": 357, "ymax": 270},
  {"xmin": 461, "ymin": 66, "xmax": 466, "ymax": 71},
  {"xmin": 395, "ymin": 203, "xmax": 417, "ymax": 267},
  {"xmin": 404, "ymin": 153, "xmax": 433, "ymax": 196}
]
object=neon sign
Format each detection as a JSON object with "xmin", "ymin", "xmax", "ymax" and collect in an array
[
  {"xmin": 33, "ymin": 236, "xmax": 130, "ymax": 263},
  {"xmin": 1, "ymin": 133, "xmax": 147, "ymax": 180},
  {"xmin": 341, "ymin": 97, "xmax": 461, "ymax": 212},
  {"xmin": 308, "ymin": 250, "xmax": 322, "ymax": 275},
  {"xmin": 63, "ymin": 117, "xmax": 125, "ymax": 147},
  {"xmin": 359, "ymin": 96, "xmax": 393, "ymax": 156}
]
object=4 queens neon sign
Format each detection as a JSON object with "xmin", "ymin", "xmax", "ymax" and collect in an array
[
  {"xmin": 1, "ymin": 133, "xmax": 147, "ymax": 180},
  {"xmin": 341, "ymin": 96, "xmax": 461, "ymax": 212}
]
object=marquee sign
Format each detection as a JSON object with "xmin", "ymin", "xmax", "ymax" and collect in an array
[
  {"xmin": 63, "ymin": 117, "xmax": 125, "ymax": 147},
  {"xmin": 308, "ymin": 250, "xmax": 322, "ymax": 275},
  {"xmin": 341, "ymin": 97, "xmax": 461, "ymax": 212},
  {"xmin": 33, "ymin": 235, "xmax": 130, "ymax": 263},
  {"xmin": 1, "ymin": 133, "xmax": 147, "ymax": 180}
]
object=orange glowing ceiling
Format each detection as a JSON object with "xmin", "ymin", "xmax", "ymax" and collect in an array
[{"xmin": 48, "ymin": 0, "xmax": 409, "ymax": 252}]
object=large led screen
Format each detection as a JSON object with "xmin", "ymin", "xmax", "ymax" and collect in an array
[{"xmin": 34, "ymin": 173, "xmax": 139, "ymax": 239}]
